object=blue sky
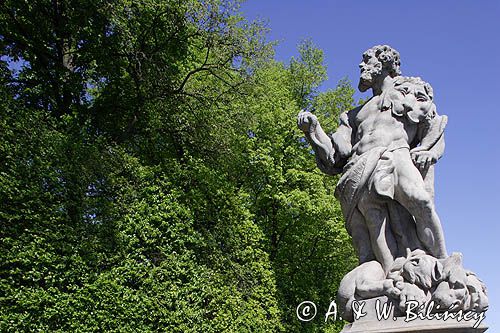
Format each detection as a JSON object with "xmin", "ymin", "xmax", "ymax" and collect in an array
[{"xmin": 241, "ymin": 0, "xmax": 500, "ymax": 328}]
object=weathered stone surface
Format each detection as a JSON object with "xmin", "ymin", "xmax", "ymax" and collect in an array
[
  {"xmin": 297, "ymin": 45, "xmax": 489, "ymax": 330},
  {"xmin": 339, "ymin": 297, "xmax": 488, "ymax": 333},
  {"xmin": 341, "ymin": 317, "xmax": 488, "ymax": 333}
]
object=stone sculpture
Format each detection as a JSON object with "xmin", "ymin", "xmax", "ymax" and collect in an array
[{"xmin": 297, "ymin": 45, "xmax": 488, "ymax": 328}]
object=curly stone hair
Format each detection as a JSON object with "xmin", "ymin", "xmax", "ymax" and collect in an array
[{"xmin": 363, "ymin": 45, "xmax": 401, "ymax": 77}]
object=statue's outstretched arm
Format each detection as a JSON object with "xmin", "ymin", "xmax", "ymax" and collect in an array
[
  {"xmin": 297, "ymin": 110, "xmax": 354, "ymax": 175},
  {"xmin": 330, "ymin": 110, "xmax": 354, "ymax": 163}
]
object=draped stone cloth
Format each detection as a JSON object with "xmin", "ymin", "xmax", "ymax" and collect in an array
[
  {"xmin": 335, "ymin": 143, "xmax": 406, "ymax": 235},
  {"xmin": 334, "ymin": 114, "xmax": 448, "ymax": 257}
]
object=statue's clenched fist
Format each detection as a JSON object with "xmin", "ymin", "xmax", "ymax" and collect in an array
[{"xmin": 297, "ymin": 111, "xmax": 318, "ymax": 133}]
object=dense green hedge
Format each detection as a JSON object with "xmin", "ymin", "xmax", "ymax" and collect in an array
[{"xmin": 0, "ymin": 1, "xmax": 356, "ymax": 331}]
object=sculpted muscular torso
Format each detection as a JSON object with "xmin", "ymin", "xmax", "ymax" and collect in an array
[{"xmin": 352, "ymin": 96, "xmax": 414, "ymax": 156}]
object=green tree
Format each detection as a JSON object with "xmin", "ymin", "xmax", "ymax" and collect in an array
[
  {"xmin": 0, "ymin": 1, "xmax": 356, "ymax": 332},
  {"xmin": 237, "ymin": 46, "xmax": 357, "ymax": 331},
  {"xmin": 288, "ymin": 39, "xmax": 327, "ymax": 110}
]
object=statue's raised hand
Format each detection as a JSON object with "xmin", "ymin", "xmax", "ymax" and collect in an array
[{"xmin": 297, "ymin": 111, "xmax": 318, "ymax": 133}]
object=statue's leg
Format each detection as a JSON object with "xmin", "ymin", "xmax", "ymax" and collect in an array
[
  {"xmin": 358, "ymin": 192, "xmax": 398, "ymax": 274},
  {"xmin": 387, "ymin": 201, "xmax": 422, "ymax": 253},
  {"xmin": 350, "ymin": 207, "xmax": 376, "ymax": 264},
  {"xmin": 393, "ymin": 149, "xmax": 447, "ymax": 258}
]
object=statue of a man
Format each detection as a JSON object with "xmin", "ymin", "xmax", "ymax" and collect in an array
[
  {"xmin": 297, "ymin": 45, "xmax": 488, "ymax": 325},
  {"xmin": 297, "ymin": 45, "xmax": 448, "ymax": 273}
]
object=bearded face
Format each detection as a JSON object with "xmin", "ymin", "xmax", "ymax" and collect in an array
[{"xmin": 358, "ymin": 51, "xmax": 383, "ymax": 92}]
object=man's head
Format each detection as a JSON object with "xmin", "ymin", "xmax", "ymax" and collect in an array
[{"xmin": 358, "ymin": 45, "xmax": 401, "ymax": 92}]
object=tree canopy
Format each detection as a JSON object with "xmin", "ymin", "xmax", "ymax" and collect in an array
[{"xmin": 0, "ymin": 1, "xmax": 357, "ymax": 332}]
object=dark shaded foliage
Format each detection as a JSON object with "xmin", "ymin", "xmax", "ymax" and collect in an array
[{"xmin": 0, "ymin": 1, "xmax": 356, "ymax": 331}]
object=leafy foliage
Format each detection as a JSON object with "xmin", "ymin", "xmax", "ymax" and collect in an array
[{"xmin": 0, "ymin": 1, "xmax": 356, "ymax": 332}]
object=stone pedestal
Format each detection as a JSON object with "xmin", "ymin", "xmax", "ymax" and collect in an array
[{"xmin": 340, "ymin": 297, "xmax": 488, "ymax": 333}]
